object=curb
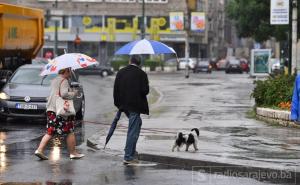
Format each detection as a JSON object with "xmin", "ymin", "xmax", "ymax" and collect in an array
[
  {"xmin": 256, "ymin": 107, "xmax": 300, "ymax": 128},
  {"xmin": 139, "ymin": 153, "xmax": 299, "ymax": 184}
]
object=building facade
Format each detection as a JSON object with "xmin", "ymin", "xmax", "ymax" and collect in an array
[{"xmin": 2, "ymin": 0, "xmax": 212, "ymax": 64}]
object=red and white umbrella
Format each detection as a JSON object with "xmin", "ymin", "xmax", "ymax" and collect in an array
[{"xmin": 40, "ymin": 53, "xmax": 98, "ymax": 76}]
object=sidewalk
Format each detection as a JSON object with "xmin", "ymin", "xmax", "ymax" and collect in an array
[{"xmin": 87, "ymin": 72, "xmax": 300, "ymax": 181}]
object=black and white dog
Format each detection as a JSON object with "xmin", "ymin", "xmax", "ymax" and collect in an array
[{"xmin": 172, "ymin": 128, "xmax": 200, "ymax": 152}]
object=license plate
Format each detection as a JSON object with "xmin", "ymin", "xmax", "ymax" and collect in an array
[
  {"xmin": 15, "ymin": 103, "xmax": 38, "ymax": 110},
  {"xmin": 232, "ymin": 66, "xmax": 237, "ymax": 68}
]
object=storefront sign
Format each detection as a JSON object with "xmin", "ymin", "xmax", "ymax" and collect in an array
[
  {"xmin": 191, "ymin": 12, "xmax": 205, "ymax": 32},
  {"xmin": 169, "ymin": 12, "xmax": 184, "ymax": 31},
  {"xmin": 82, "ymin": 16, "xmax": 92, "ymax": 26}
]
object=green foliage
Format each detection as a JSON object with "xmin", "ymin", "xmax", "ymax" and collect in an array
[
  {"xmin": 144, "ymin": 59, "xmax": 161, "ymax": 71},
  {"xmin": 251, "ymin": 74, "xmax": 296, "ymax": 107},
  {"xmin": 226, "ymin": 0, "xmax": 293, "ymax": 42},
  {"xmin": 111, "ymin": 58, "xmax": 162, "ymax": 71},
  {"xmin": 111, "ymin": 60, "xmax": 128, "ymax": 71}
]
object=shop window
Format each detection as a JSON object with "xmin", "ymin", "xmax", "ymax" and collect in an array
[
  {"xmin": 105, "ymin": 16, "xmax": 134, "ymax": 29},
  {"xmin": 105, "ymin": 0, "xmax": 136, "ymax": 2},
  {"xmin": 71, "ymin": 16, "xmax": 103, "ymax": 29},
  {"xmin": 68, "ymin": 42, "xmax": 99, "ymax": 58},
  {"xmin": 138, "ymin": 0, "xmax": 168, "ymax": 3}
]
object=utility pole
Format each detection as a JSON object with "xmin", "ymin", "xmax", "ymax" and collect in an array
[
  {"xmin": 291, "ymin": 0, "xmax": 298, "ymax": 74},
  {"xmin": 54, "ymin": 0, "xmax": 58, "ymax": 57},
  {"xmin": 185, "ymin": 0, "xmax": 190, "ymax": 78},
  {"xmin": 141, "ymin": 0, "xmax": 145, "ymax": 39}
]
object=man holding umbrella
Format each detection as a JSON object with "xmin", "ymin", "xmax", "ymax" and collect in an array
[{"xmin": 113, "ymin": 55, "xmax": 149, "ymax": 165}]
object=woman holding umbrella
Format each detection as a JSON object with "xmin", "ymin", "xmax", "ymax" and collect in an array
[
  {"xmin": 35, "ymin": 68, "xmax": 85, "ymax": 160},
  {"xmin": 34, "ymin": 53, "xmax": 97, "ymax": 160}
]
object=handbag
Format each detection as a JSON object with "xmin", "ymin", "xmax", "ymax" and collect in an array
[{"xmin": 55, "ymin": 79, "xmax": 76, "ymax": 116}]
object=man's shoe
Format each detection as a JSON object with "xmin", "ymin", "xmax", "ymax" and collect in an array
[
  {"xmin": 123, "ymin": 159, "xmax": 140, "ymax": 165},
  {"xmin": 134, "ymin": 151, "xmax": 139, "ymax": 160},
  {"xmin": 34, "ymin": 150, "xmax": 48, "ymax": 160},
  {"xmin": 70, "ymin": 153, "xmax": 85, "ymax": 159}
]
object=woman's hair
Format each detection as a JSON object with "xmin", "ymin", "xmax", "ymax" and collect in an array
[
  {"xmin": 58, "ymin": 68, "xmax": 70, "ymax": 75},
  {"xmin": 58, "ymin": 69, "xmax": 66, "ymax": 74}
]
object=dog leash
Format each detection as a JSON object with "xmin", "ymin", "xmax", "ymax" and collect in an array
[{"xmin": 83, "ymin": 120, "xmax": 177, "ymax": 134}]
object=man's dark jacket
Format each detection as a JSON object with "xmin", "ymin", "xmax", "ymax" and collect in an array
[{"xmin": 113, "ymin": 64, "xmax": 149, "ymax": 115}]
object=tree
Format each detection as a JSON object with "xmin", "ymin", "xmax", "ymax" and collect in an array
[{"xmin": 226, "ymin": 0, "xmax": 293, "ymax": 42}]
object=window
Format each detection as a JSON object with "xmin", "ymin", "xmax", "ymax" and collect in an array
[
  {"xmin": 138, "ymin": 0, "xmax": 168, "ymax": 3},
  {"xmin": 71, "ymin": 16, "xmax": 103, "ymax": 29},
  {"xmin": 105, "ymin": 0, "xmax": 136, "ymax": 2},
  {"xmin": 10, "ymin": 68, "xmax": 56, "ymax": 86}
]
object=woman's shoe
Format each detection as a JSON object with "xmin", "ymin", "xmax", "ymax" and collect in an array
[
  {"xmin": 70, "ymin": 153, "xmax": 85, "ymax": 159},
  {"xmin": 34, "ymin": 150, "xmax": 48, "ymax": 160}
]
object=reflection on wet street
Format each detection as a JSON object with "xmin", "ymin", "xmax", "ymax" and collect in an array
[
  {"xmin": 0, "ymin": 132, "xmax": 7, "ymax": 173},
  {"xmin": 0, "ymin": 73, "xmax": 294, "ymax": 185}
]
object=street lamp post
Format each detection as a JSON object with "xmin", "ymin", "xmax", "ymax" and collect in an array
[
  {"xmin": 141, "ymin": 0, "xmax": 145, "ymax": 39},
  {"xmin": 291, "ymin": 0, "xmax": 298, "ymax": 74},
  {"xmin": 54, "ymin": 0, "xmax": 58, "ymax": 57},
  {"xmin": 185, "ymin": 0, "xmax": 190, "ymax": 78}
]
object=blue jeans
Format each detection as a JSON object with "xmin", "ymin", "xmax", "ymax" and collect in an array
[{"xmin": 124, "ymin": 112, "xmax": 142, "ymax": 161}]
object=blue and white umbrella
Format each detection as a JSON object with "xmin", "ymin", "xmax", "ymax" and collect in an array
[{"xmin": 115, "ymin": 39, "xmax": 176, "ymax": 55}]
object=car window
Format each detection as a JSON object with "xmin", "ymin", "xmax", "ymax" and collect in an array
[
  {"xmin": 10, "ymin": 68, "xmax": 57, "ymax": 85},
  {"xmin": 229, "ymin": 60, "xmax": 240, "ymax": 65},
  {"xmin": 198, "ymin": 61, "xmax": 209, "ymax": 65}
]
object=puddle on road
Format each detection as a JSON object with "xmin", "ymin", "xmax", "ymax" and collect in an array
[
  {"xmin": 201, "ymin": 126, "xmax": 249, "ymax": 134},
  {"xmin": 0, "ymin": 181, "xmax": 73, "ymax": 185},
  {"xmin": 145, "ymin": 135, "xmax": 174, "ymax": 140},
  {"xmin": 175, "ymin": 82, "xmax": 218, "ymax": 86},
  {"xmin": 180, "ymin": 110, "xmax": 203, "ymax": 121}
]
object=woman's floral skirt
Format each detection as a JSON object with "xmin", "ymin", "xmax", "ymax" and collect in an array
[{"xmin": 46, "ymin": 111, "xmax": 75, "ymax": 136}]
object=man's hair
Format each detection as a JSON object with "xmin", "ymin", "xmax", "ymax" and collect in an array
[{"xmin": 130, "ymin": 55, "xmax": 141, "ymax": 66}]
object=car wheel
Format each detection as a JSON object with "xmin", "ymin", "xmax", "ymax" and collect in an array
[
  {"xmin": 0, "ymin": 115, "xmax": 7, "ymax": 122},
  {"xmin": 101, "ymin": 70, "xmax": 109, "ymax": 77},
  {"xmin": 76, "ymin": 97, "xmax": 85, "ymax": 121},
  {"xmin": 225, "ymin": 70, "xmax": 229, "ymax": 74}
]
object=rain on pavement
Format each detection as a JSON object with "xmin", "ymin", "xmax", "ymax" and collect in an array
[{"xmin": 0, "ymin": 71, "xmax": 297, "ymax": 185}]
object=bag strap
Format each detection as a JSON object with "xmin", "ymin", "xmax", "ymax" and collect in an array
[{"xmin": 58, "ymin": 78, "xmax": 66, "ymax": 97}]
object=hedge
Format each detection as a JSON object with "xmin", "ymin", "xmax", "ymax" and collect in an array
[
  {"xmin": 111, "ymin": 59, "xmax": 163, "ymax": 71},
  {"xmin": 251, "ymin": 74, "xmax": 295, "ymax": 109}
]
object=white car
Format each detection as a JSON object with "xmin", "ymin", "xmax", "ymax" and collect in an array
[
  {"xmin": 269, "ymin": 58, "xmax": 281, "ymax": 72},
  {"xmin": 178, "ymin": 58, "xmax": 197, "ymax": 70}
]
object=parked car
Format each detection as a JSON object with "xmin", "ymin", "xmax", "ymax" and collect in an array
[
  {"xmin": 216, "ymin": 59, "xmax": 227, "ymax": 70},
  {"xmin": 164, "ymin": 58, "xmax": 178, "ymax": 66},
  {"xmin": 269, "ymin": 58, "xmax": 280, "ymax": 71},
  {"xmin": 0, "ymin": 64, "xmax": 85, "ymax": 121},
  {"xmin": 239, "ymin": 58, "xmax": 250, "ymax": 73},
  {"xmin": 32, "ymin": 57, "xmax": 49, "ymax": 65},
  {"xmin": 76, "ymin": 64, "xmax": 114, "ymax": 77},
  {"xmin": 193, "ymin": 59, "xmax": 212, "ymax": 73},
  {"xmin": 225, "ymin": 59, "xmax": 243, "ymax": 74},
  {"xmin": 177, "ymin": 58, "xmax": 197, "ymax": 70},
  {"xmin": 163, "ymin": 58, "xmax": 178, "ymax": 72},
  {"xmin": 209, "ymin": 58, "xmax": 218, "ymax": 70}
]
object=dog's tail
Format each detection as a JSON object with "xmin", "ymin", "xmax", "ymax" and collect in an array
[{"xmin": 191, "ymin": 128, "xmax": 200, "ymax": 137}]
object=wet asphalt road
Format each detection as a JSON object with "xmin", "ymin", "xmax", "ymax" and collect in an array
[{"xmin": 0, "ymin": 71, "xmax": 293, "ymax": 185}]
